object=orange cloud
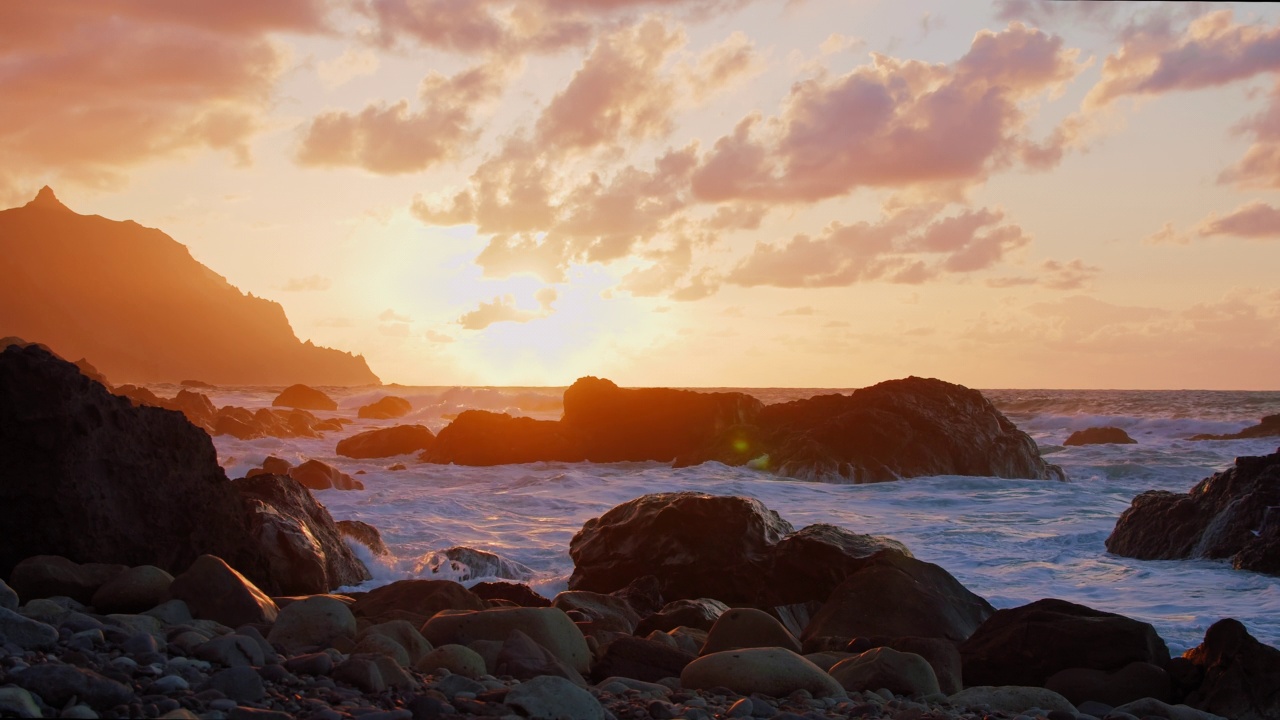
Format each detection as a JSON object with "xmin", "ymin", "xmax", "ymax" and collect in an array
[
  {"xmin": 0, "ymin": 1, "xmax": 330, "ymax": 189},
  {"xmin": 691, "ymin": 23, "xmax": 1082, "ymax": 203},
  {"xmin": 986, "ymin": 259, "xmax": 1101, "ymax": 290},
  {"xmin": 282, "ymin": 275, "xmax": 333, "ymax": 292},
  {"xmin": 727, "ymin": 207, "xmax": 1030, "ymax": 288},
  {"xmin": 296, "ymin": 59, "xmax": 513, "ymax": 174},
  {"xmin": 457, "ymin": 293, "xmax": 554, "ymax": 330},
  {"xmin": 681, "ymin": 31, "xmax": 764, "ymax": 101}
]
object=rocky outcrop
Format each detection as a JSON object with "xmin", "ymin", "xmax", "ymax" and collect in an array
[
  {"xmin": 681, "ymin": 377, "xmax": 1063, "ymax": 482},
  {"xmin": 0, "ymin": 344, "xmax": 263, "ymax": 582},
  {"xmin": 562, "ymin": 377, "xmax": 763, "ymax": 462},
  {"xmin": 273, "ymin": 384, "xmax": 338, "ymax": 411},
  {"xmin": 232, "ymin": 474, "xmax": 370, "ymax": 595},
  {"xmin": 1065, "ymin": 427, "xmax": 1137, "ymax": 446},
  {"xmin": 1181, "ymin": 618, "xmax": 1280, "ymax": 720},
  {"xmin": 287, "ymin": 459, "xmax": 364, "ymax": 491},
  {"xmin": 421, "ymin": 410, "xmax": 585, "ymax": 465},
  {"xmin": 337, "ymin": 425, "xmax": 435, "ymax": 458},
  {"xmin": 959, "ymin": 598, "xmax": 1170, "ymax": 688},
  {"xmin": 1105, "ymin": 450, "xmax": 1280, "ymax": 575},
  {"xmin": 358, "ymin": 396, "xmax": 412, "ymax": 419},
  {"xmin": 337, "ymin": 520, "xmax": 389, "ymax": 556},
  {"xmin": 0, "ymin": 188, "xmax": 378, "ymax": 386},
  {"xmin": 1191, "ymin": 415, "xmax": 1280, "ymax": 441}
]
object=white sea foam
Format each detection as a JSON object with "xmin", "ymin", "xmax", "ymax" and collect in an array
[{"xmin": 205, "ymin": 386, "xmax": 1280, "ymax": 654}]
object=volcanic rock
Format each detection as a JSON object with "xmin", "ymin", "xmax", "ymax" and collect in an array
[
  {"xmin": 1065, "ymin": 426, "xmax": 1137, "ymax": 446},
  {"xmin": 337, "ymin": 424, "xmax": 435, "ymax": 458},
  {"xmin": 1105, "ymin": 450, "xmax": 1280, "ymax": 574},
  {"xmin": 233, "ymin": 473, "xmax": 370, "ymax": 594},
  {"xmin": 421, "ymin": 410, "xmax": 586, "ymax": 465},
  {"xmin": 0, "ymin": 344, "xmax": 266, "ymax": 582},
  {"xmin": 803, "ymin": 550, "xmax": 994, "ymax": 644},
  {"xmin": 683, "ymin": 377, "xmax": 1063, "ymax": 482},
  {"xmin": 959, "ymin": 598, "xmax": 1170, "ymax": 688},
  {"xmin": 1191, "ymin": 414, "xmax": 1280, "ymax": 441},
  {"xmin": 358, "ymin": 395, "xmax": 413, "ymax": 419},
  {"xmin": 562, "ymin": 376, "xmax": 762, "ymax": 462},
  {"xmin": 1181, "ymin": 618, "xmax": 1280, "ymax": 720},
  {"xmin": 568, "ymin": 492, "xmax": 794, "ymax": 604}
]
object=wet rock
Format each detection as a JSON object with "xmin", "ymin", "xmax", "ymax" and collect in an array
[
  {"xmin": 959, "ymin": 598, "xmax": 1170, "ymax": 688},
  {"xmin": 1106, "ymin": 450, "xmax": 1280, "ymax": 575},
  {"xmin": 13, "ymin": 663, "xmax": 133, "ymax": 710},
  {"xmin": 233, "ymin": 473, "xmax": 370, "ymax": 594},
  {"xmin": 336, "ymin": 520, "xmax": 390, "ymax": 556},
  {"xmin": 287, "ymin": 459, "xmax": 363, "ymax": 491},
  {"xmin": 267, "ymin": 595, "xmax": 357, "ymax": 653},
  {"xmin": 169, "ymin": 554, "xmax": 279, "ymax": 628},
  {"xmin": 681, "ymin": 647, "xmax": 847, "ymax": 698},
  {"xmin": 420, "ymin": 410, "xmax": 586, "ymax": 465},
  {"xmin": 1065, "ymin": 427, "xmax": 1137, "ymax": 446},
  {"xmin": 272, "ymin": 384, "xmax": 337, "ymax": 411},
  {"xmin": 1191, "ymin": 414, "xmax": 1280, "ymax": 441},
  {"xmin": 701, "ymin": 608, "xmax": 801, "ymax": 655},
  {"xmin": 427, "ymin": 547, "xmax": 534, "ymax": 582},
  {"xmin": 337, "ymin": 424, "xmax": 434, "ymax": 458},
  {"xmin": 828, "ymin": 647, "xmax": 940, "ymax": 697},
  {"xmin": 470, "ymin": 582, "xmax": 551, "ymax": 608},
  {"xmin": 91, "ymin": 565, "xmax": 173, "ymax": 614},
  {"xmin": 357, "ymin": 396, "xmax": 413, "ymax": 420},
  {"xmin": 804, "ymin": 551, "xmax": 994, "ymax": 644},
  {"xmin": 506, "ymin": 674, "xmax": 606, "ymax": 720},
  {"xmin": 1182, "ymin": 618, "xmax": 1280, "ymax": 720},
  {"xmin": 350, "ymin": 579, "xmax": 486, "ymax": 626}
]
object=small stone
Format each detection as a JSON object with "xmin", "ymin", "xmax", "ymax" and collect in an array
[
  {"xmin": 332, "ymin": 655, "xmax": 386, "ymax": 694},
  {"xmin": 152, "ymin": 674, "xmax": 190, "ymax": 693},
  {"xmin": 144, "ymin": 600, "xmax": 194, "ymax": 626},
  {"xmin": 195, "ymin": 634, "xmax": 265, "ymax": 668},
  {"xmin": 0, "ymin": 607, "xmax": 58, "ymax": 650},
  {"xmin": 505, "ymin": 675, "xmax": 606, "ymax": 720},
  {"xmin": 0, "ymin": 686, "xmax": 41, "ymax": 718},
  {"xmin": 283, "ymin": 651, "xmax": 334, "ymax": 676},
  {"xmin": 204, "ymin": 666, "xmax": 267, "ymax": 703}
]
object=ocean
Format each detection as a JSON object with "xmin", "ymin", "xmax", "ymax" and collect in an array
[{"xmin": 185, "ymin": 384, "xmax": 1280, "ymax": 655}]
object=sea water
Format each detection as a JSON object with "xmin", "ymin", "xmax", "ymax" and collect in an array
[{"xmin": 182, "ymin": 384, "xmax": 1280, "ymax": 654}]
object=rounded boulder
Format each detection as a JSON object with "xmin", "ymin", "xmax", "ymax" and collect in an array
[
  {"xmin": 267, "ymin": 595, "xmax": 358, "ymax": 652},
  {"xmin": 681, "ymin": 647, "xmax": 847, "ymax": 699},
  {"xmin": 828, "ymin": 647, "xmax": 940, "ymax": 697}
]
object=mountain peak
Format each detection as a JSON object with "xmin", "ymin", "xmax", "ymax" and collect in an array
[{"xmin": 26, "ymin": 186, "xmax": 71, "ymax": 212}]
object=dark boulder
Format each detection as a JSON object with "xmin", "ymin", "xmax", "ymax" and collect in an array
[
  {"xmin": 682, "ymin": 377, "xmax": 1062, "ymax": 482},
  {"xmin": 568, "ymin": 492, "xmax": 794, "ymax": 604},
  {"xmin": 562, "ymin": 376, "xmax": 762, "ymax": 462},
  {"xmin": 426, "ymin": 546, "xmax": 534, "ymax": 582},
  {"xmin": 7, "ymin": 556, "xmax": 126, "ymax": 605},
  {"xmin": 767, "ymin": 523, "xmax": 913, "ymax": 607},
  {"xmin": 803, "ymin": 551, "xmax": 994, "ymax": 644},
  {"xmin": 358, "ymin": 395, "xmax": 412, "ymax": 419},
  {"xmin": 337, "ymin": 424, "xmax": 435, "ymax": 459},
  {"xmin": 337, "ymin": 520, "xmax": 389, "ymax": 556},
  {"xmin": 168, "ymin": 554, "xmax": 279, "ymax": 628},
  {"xmin": 1045, "ymin": 661, "xmax": 1171, "ymax": 708},
  {"xmin": 0, "ymin": 344, "xmax": 264, "ymax": 582},
  {"xmin": 1191, "ymin": 415, "xmax": 1280, "ymax": 441},
  {"xmin": 167, "ymin": 389, "xmax": 219, "ymax": 432},
  {"xmin": 213, "ymin": 405, "xmax": 328, "ymax": 440},
  {"xmin": 272, "ymin": 384, "xmax": 338, "ymax": 411},
  {"xmin": 1181, "ymin": 618, "xmax": 1280, "ymax": 720},
  {"xmin": 288, "ymin": 458, "xmax": 364, "ymax": 491},
  {"xmin": 232, "ymin": 473, "xmax": 370, "ymax": 595},
  {"xmin": 471, "ymin": 581, "xmax": 551, "ymax": 608},
  {"xmin": 421, "ymin": 410, "xmax": 586, "ymax": 465},
  {"xmin": 959, "ymin": 598, "xmax": 1170, "ymax": 688},
  {"xmin": 350, "ymin": 579, "xmax": 487, "ymax": 626},
  {"xmin": 1105, "ymin": 450, "xmax": 1280, "ymax": 574},
  {"xmin": 1065, "ymin": 426, "xmax": 1137, "ymax": 446},
  {"xmin": 592, "ymin": 636, "xmax": 697, "ymax": 683},
  {"xmin": 636, "ymin": 598, "xmax": 730, "ymax": 636}
]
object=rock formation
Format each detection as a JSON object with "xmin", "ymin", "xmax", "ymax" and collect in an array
[
  {"xmin": 1191, "ymin": 414, "xmax": 1280, "ymax": 441},
  {"xmin": 1064, "ymin": 426, "xmax": 1137, "ymax": 446},
  {"xmin": 0, "ymin": 187, "xmax": 378, "ymax": 386},
  {"xmin": 337, "ymin": 425, "xmax": 435, "ymax": 458},
  {"xmin": 1105, "ymin": 449, "xmax": 1280, "ymax": 575}
]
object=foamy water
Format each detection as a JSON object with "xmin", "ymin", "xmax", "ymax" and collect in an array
[{"xmin": 180, "ymin": 383, "xmax": 1280, "ymax": 654}]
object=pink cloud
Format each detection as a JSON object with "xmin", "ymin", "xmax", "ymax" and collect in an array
[
  {"xmin": 0, "ymin": 1, "xmax": 330, "ymax": 187},
  {"xmin": 986, "ymin": 259, "xmax": 1101, "ymax": 290},
  {"xmin": 1198, "ymin": 201, "xmax": 1280, "ymax": 239},
  {"xmin": 296, "ymin": 59, "xmax": 512, "ymax": 174},
  {"xmin": 690, "ymin": 23, "xmax": 1082, "ymax": 203},
  {"xmin": 681, "ymin": 31, "xmax": 763, "ymax": 100},
  {"xmin": 457, "ymin": 294, "xmax": 552, "ymax": 330}
]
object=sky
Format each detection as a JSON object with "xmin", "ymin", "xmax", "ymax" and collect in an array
[{"xmin": 3, "ymin": 0, "xmax": 1280, "ymax": 389}]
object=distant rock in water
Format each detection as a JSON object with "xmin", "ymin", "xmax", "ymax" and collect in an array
[
  {"xmin": 273, "ymin": 384, "xmax": 338, "ymax": 411},
  {"xmin": 1065, "ymin": 426, "xmax": 1137, "ymax": 446},
  {"xmin": 358, "ymin": 395, "xmax": 412, "ymax": 419},
  {"xmin": 0, "ymin": 187, "xmax": 378, "ymax": 386},
  {"xmin": 1191, "ymin": 414, "xmax": 1280, "ymax": 441},
  {"xmin": 1106, "ymin": 449, "xmax": 1280, "ymax": 575},
  {"xmin": 424, "ymin": 375, "xmax": 1060, "ymax": 483},
  {"xmin": 337, "ymin": 425, "xmax": 435, "ymax": 459},
  {"xmin": 287, "ymin": 459, "xmax": 364, "ymax": 491}
]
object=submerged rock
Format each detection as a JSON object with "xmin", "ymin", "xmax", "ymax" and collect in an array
[
  {"xmin": 1065, "ymin": 426, "xmax": 1137, "ymax": 446},
  {"xmin": 337, "ymin": 520, "xmax": 390, "ymax": 556},
  {"xmin": 1105, "ymin": 449, "xmax": 1280, "ymax": 575}
]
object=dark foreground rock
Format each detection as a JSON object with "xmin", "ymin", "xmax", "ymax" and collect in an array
[
  {"xmin": 1106, "ymin": 449, "xmax": 1280, "ymax": 575},
  {"xmin": 1191, "ymin": 414, "xmax": 1280, "ymax": 441},
  {"xmin": 1182, "ymin": 618, "xmax": 1280, "ymax": 720},
  {"xmin": 0, "ymin": 344, "xmax": 263, "ymax": 582},
  {"xmin": 1065, "ymin": 426, "xmax": 1137, "ymax": 446},
  {"xmin": 420, "ymin": 410, "xmax": 586, "ymax": 465}
]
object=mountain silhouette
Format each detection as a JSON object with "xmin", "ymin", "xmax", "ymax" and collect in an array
[{"xmin": 0, "ymin": 187, "xmax": 379, "ymax": 386}]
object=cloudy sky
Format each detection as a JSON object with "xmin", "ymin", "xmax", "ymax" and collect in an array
[{"xmin": 4, "ymin": 0, "xmax": 1280, "ymax": 388}]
